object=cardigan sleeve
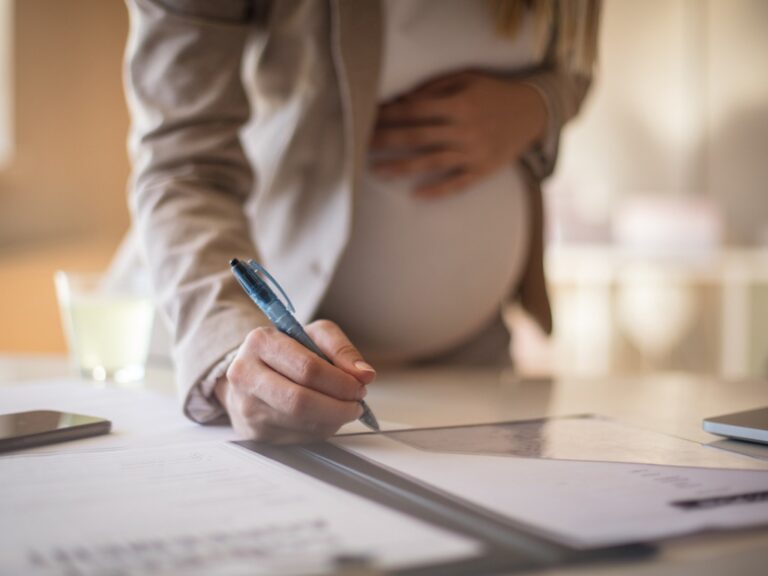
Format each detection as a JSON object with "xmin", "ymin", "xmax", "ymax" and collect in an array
[
  {"xmin": 520, "ymin": 66, "xmax": 593, "ymax": 181},
  {"xmin": 519, "ymin": 0, "xmax": 600, "ymax": 180},
  {"xmin": 125, "ymin": 0, "xmax": 271, "ymax": 422}
]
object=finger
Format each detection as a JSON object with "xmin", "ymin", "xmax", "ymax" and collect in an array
[
  {"xmin": 305, "ymin": 320, "xmax": 377, "ymax": 385},
  {"xmin": 371, "ymin": 124, "xmax": 461, "ymax": 153},
  {"xmin": 247, "ymin": 328, "xmax": 366, "ymax": 401},
  {"xmin": 259, "ymin": 425, "xmax": 323, "ymax": 445},
  {"xmin": 256, "ymin": 419, "xmax": 357, "ymax": 445},
  {"xmin": 227, "ymin": 393, "xmax": 287, "ymax": 441},
  {"xmin": 231, "ymin": 402, "xmax": 325, "ymax": 443},
  {"xmin": 225, "ymin": 373, "xmax": 353, "ymax": 442},
  {"xmin": 412, "ymin": 71, "xmax": 474, "ymax": 97},
  {"xmin": 232, "ymin": 360, "xmax": 364, "ymax": 433},
  {"xmin": 243, "ymin": 386, "xmax": 355, "ymax": 440},
  {"xmin": 262, "ymin": 371, "xmax": 363, "ymax": 434},
  {"xmin": 377, "ymin": 97, "xmax": 455, "ymax": 127},
  {"xmin": 414, "ymin": 170, "xmax": 480, "ymax": 199},
  {"xmin": 374, "ymin": 149, "xmax": 467, "ymax": 178}
]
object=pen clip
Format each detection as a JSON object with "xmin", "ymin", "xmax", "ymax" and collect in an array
[{"xmin": 247, "ymin": 261, "xmax": 296, "ymax": 314}]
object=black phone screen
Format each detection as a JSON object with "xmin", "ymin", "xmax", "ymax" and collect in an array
[{"xmin": 0, "ymin": 410, "xmax": 111, "ymax": 453}]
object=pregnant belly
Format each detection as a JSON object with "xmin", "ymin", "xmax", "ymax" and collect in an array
[{"xmin": 319, "ymin": 165, "xmax": 530, "ymax": 363}]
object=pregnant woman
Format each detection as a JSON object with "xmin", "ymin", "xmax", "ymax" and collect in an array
[{"xmin": 117, "ymin": 0, "xmax": 600, "ymax": 441}]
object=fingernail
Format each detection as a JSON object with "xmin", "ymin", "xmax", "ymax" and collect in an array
[
  {"xmin": 357, "ymin": 386, "xmax": 368, "ymax": 400},
  {"xmin": 354, "ymin": 360, "xmax": 376, "ymax": 374}
]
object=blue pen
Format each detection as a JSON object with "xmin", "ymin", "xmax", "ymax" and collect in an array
[{"xmin": 229, "ymin": 258, "xmax": 380, "ymax": 431}]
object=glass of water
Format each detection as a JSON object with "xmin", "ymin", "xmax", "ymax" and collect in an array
[{"xmin": 54, "ymin": 270, "xmax": 154, "ymax": 385}]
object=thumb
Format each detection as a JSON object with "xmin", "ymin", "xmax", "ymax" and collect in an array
[
  {"xmin": 305, "ymin": 320, "xmax": 377, "ymax": 385},
  {"xmin": 415, "ymin": 71, "xmax": 472, "ymax": 98}
]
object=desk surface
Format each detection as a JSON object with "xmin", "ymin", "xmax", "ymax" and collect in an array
[{"xmin": 2, "ymin": 354, "xmax": 767, "ymax": 575}]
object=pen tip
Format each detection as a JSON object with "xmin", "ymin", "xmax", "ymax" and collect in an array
[
  {"xmin": 360, "ymin": 402, "xmax": 380, "ymax": 432},
  {"xmin": 229, "ymin": 258, "xmax": 239, "ymax": 267}
]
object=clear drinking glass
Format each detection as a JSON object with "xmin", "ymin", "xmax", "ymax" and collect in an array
[{"xmin": 54, "ymin": 270, "xmax": 154, "ymax": 385}]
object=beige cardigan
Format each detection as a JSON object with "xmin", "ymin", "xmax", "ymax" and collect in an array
[{"xmin": 123, "ymin": 0, "xmax": 594, "ymax": 421}]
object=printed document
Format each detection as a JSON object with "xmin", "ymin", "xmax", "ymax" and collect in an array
[
  {"xmin": 334, "ymin": 432, "xmax": 768, "ymax": 548},
  {"xmin": 0, "ymin": 442, "xmax": 480, "ymax": 575}
]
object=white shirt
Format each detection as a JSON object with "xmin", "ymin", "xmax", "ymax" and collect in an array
[{"xmin": 319, "ymin": 0, "xmax": 537, "ymax": 363}]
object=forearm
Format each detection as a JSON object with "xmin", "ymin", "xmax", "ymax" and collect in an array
[{"xmin": 126, "ymin": 0, "xmax": 266, "ymax": 416}]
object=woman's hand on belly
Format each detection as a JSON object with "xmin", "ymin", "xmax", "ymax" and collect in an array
[
  {"xmin": 371, "ymin": 71, "xmax": 547, "ymax": 199},
  {"xmin": 214, "ymin": 320, "xmax": 376, "ymax": 443}
]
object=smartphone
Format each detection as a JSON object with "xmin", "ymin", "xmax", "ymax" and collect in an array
[
  {"xmin": 703, "ymin": 407, "xmax": 768, "ymax": 445},
  {"xmin": 0, "ymin": 410, "xmax": 111, "ymax": 453}
]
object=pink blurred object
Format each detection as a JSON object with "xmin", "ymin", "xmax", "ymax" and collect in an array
[{"xmin": 612, "ymin": 195, "xmax": 723, "ymax": 256}]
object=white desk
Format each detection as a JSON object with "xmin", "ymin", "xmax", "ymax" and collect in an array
[{"xmin": 2, "ymin": 354, "xmax": 767, "ymax": 575}]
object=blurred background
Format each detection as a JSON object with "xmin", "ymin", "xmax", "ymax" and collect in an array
[{"xmin": 0, "ymin": 0, "xmax": 766, "ymax": 378}]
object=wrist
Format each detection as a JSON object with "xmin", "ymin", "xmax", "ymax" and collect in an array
[
  {"xmin": 214, "ymin": 375, "xmax": 230, "ymax": 409},
  {"xmin": 515, "ymin": 82, "xmax": 548, "ymax": 146}
]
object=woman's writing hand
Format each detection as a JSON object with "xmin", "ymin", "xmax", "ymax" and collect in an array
[
  {"xmin": 372, "ymin": 71, "xmax": 547, "ymax": 198},
  {"xmin": 214, "ymin": 320, "xmax": 376, "ymax": 443}
]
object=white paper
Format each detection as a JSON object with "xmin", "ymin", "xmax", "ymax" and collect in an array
[
  {"xmin": 0, "ymin": 380, "xmax": 394, "ymax": 454},
  {"xmin": 0, "ymin": 442, "xmax": 480, "ymax": 575},
  {"xmin": 0, "ymin": 380, "xmax": 237, "ymax": 452},
  {"xmin": 334, "ymin": 434, "xmax": 768, "ymax": 549}
]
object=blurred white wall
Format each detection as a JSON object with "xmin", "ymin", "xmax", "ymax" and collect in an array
[
  {"xmin": 548, "ymin": 0, "xmax": 768, "ymax": 246},
  {"xmin": 706, "ymin": 0, "xmax": 768, "ymax": 245},
  {"xmin": 536, "ymin": 0, "xmax": 768, "ymax": 379}
]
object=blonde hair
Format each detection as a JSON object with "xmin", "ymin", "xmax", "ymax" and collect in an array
[{"xmin": 489, "ymin": 0, "xmax": 600, "ymax": 76}]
